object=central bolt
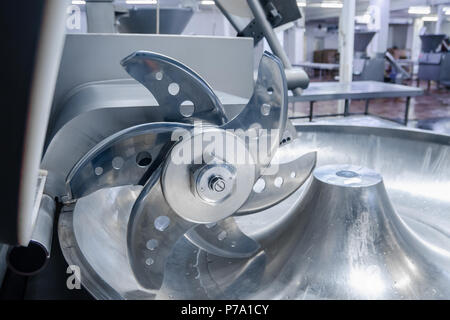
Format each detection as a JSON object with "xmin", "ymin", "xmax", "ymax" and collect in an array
[
  {"xmin": 192, "ymin": 164, "xmax": 236, "ymax": 204},
  {"xmin": 209, "ymin": 176, "xmax": 226, "ymax": 192}
]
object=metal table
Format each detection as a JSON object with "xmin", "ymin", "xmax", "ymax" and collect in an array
[
  {"xmin": 289, "ymin": 81, "xmax": 424, "ymax": 125},
  {"xmin": 294, "ymin": 62, "xmax": 339, "ymax": 80}
]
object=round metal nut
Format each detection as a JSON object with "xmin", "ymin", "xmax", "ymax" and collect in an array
[{"xmin": 194, "ymin": 164, "xmax": 236, "ymax": 204}]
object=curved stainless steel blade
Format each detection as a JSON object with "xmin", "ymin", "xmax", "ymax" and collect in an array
[
  {"xmin": 127, "ymin": 165, "xmax": 195, "ymax": 290},
  {"xmin": 185, "ymin": 217, "xmax": 260, "ymax": 259},
  {"xmin": 66, "ymin": 122, "xmax": 192, "ymax": 199},
  {"xmin": 221, "ymin": 51, "xmax": 288, "ymax": 169},
  {"xmin": 236, "ymin": 151, "xmax": 317, "ymax": 215},
  {"xmin": 160, "ymin": 52, "xmax": 288, "ymax": 258},
  {"xmin": 121, "ymin": 51, "xmax": 228, "ymax": 125},
  {"xmin": 183, "ymin": 151, "xmax": 315, "ymax": 258}
]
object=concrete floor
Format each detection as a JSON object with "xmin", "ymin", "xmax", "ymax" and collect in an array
[{"xmin": 289, "ymin": 80, "xmax": 450, "ymax": 132}]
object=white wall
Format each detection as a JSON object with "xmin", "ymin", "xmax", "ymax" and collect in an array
[
  {"xmin": 304, "ymin": 22, "xmax": 339, "ymax": 62},
  {"xmin": 387, "ymin": 24, "xmax": 409, "ymax": 49},
  {"xmin": 182, "ymin": 8, "xmax": 235, "ymax": 36},
  {"xmin": 441, "ymin": 21, "xmax": 450, "ymax": 35}
]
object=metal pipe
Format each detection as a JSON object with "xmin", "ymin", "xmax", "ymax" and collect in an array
[
  {"xmin": 214, "ymin": 0, "xmax": 241, "ymax": 33},
  {"xmin": 385, "ymin": 51, "xmax": 411, "ymax": 80},
  {"xmin": 285, "ymin": 68, "xmax": 309, "ymax": 90},
  {"xmin": 246, "ymin": 0, "xmax": 308, "ymax": 93},
  {"xmin": 7, "ymin": 195, "xmax": 56, "ymax": 276},
  {"xmin": 156, "ymin": 0, "xmax": 160, "ymax": 34}
]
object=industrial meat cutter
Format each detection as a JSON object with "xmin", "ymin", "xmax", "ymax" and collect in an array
[
  {"xmin": 46, "ymin": 48, "xmax": 319, "ymax": 299},
  {"xmin": 3, "ymin": 21, "xmax": 450, "ymax": 299},
  {"xmin": 31, "ymin": 46, "xmax": 450, "ymax": 299}
]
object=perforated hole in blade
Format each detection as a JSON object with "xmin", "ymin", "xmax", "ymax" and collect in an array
[
  {"xmin": 136, "ymin": 151, "xmax": 152, "ymax": 167},
  {"xmin": 217, "ymin": 230, "xmax": 227, "ymax": 241},
  {"xmin": 168, "ymin": 83, "xmax": 180, "ymax": 95},
  {"xmin": 253, "ymin": 178, "xmax": 266, "ymax": 193},
  {"xmin": 146, "ymin": 239, "xmax": 159, "ymax": 251},
  {"xmin": 112, "ymin": 157, "xmax": 124, "ymax": 170},
  {"xmin": 261, "ymin": 103, "xmax": 271, "ymax": 116},
  {"xmin": 154, "ymin": 216, "xmax": 170, "ymax": 232},
  {"xmin": 94, "ymin": 167, "xmax": 103, "ymax": 176},
  {"xmin": 180, "ymin": 100, "xmax": 195, "ymax": 117},
  {"xmin": 274, "ymin": 177, "xmax": 283, "ymax": 188}
]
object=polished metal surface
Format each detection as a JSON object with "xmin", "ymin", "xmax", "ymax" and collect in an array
[
  {"xmin": 42, "ymin": 88, "xmax": 246, "ymax": 199},
  {"xmin": 290, "ymin": 81, "xmax": 423, "ymax": 102},
  {"xmin": 44, "ymin": 34, "xmax": 254, "ymax": 203},
  {"xmin": 7, "ymin": 194, "xmax": 56, "ymax": 276},
  {"xmin": 245, "ymin": 162, "xmax": 450, "ymax": 299},
  {"xmin": 59, "ymin": 50, "xmax": 318, "ymax": 296},
  {"xmin": 223, "ymin": 51, "xmax": 288, "ymax": 170},
  {"xmin": 236, "ymin": 151, "xmax": 316, "ymax": 215},
  {"xmin": 124, "ymin": 51, "xmax": 310, "ymax": 289},
  {"xmin": 51, "ymin": 40, "xmax": 449, "ymax": 300},
  {"xmin": 66, "ymin": 122, "xmax": 192, "ymax": 199},
  {"xmin": 128, "ymin": 166, "xmax": 195, "ymax": 290},
  {"xmin": 29, "ymin": 194, "xmax": 55, "ymax": 259},
  {"xmin": 60, "ymin": 186, "xmax": 147, "ymax": 300},
  {"xmin": 161, "ymin": 128, "xmax": 256, "ymax": 224},
  {"xmin": 184, "ymin": 219, "xmax": 260, "ymax": 259},
  {"xmin": 58, "ymin": 123, "xmax": 450, "ymax": 299},
  {"xmin": 121, "ymin": 51, "xmax": 227, "ymax": 126}
]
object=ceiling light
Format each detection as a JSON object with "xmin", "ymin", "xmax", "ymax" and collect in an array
[
  {"xmin": 126, "ymin": 0, "xmax": 157, "ymax": 4},
  {"xmin": 408, "ymin": 6, "xmax": 431, "ymax": 15},
  {"xmin": 320, "ymin": 2, "xmax": 343, "ymax": 9},
  {"xmin": 200, "ymin": 0, "xmax": 215, "ymax": 5},
  {"xmin": 71, "ymin": 0, "xmax": 86, "ymax": 4},
  {"xmin": 308, "ymin": 1, "xmax": 343, "ymax": 9},
  {"xmin": 297, "ymin": 1, "xmax": 306, "ymax": 7}
]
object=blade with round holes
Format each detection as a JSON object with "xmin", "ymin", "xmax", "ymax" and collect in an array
[
  {"xmin": 184, "ymin": 218, "xmax": 260, "ymax": 259},
  {"xmin": 236, "ymin": 151, "xmax": 317, "ymax": 215},
  {"xmin": 185, "ymin": 151, "xmax": 316, "ymax": 258},
  {"xmin": 221, "ymin": 51, "xmax": 288, "ymax": 170},
  {"xmin": 66, "ymin": 122, "xmax": 193, "ymax": 199},
  {"xmin": 121, "ymin": 51, "xmax": 228, "ymax": 125},
  {"xmin": 179, "ymin": 52, "xmax": 291, "ymax": 258},
  {"xmin": 127, "ymin": 165, "xmax": 195, "ymax": 290},
  {"xmin": 69, "ymin": 51, "xmax": 293, "ymax": 276}
]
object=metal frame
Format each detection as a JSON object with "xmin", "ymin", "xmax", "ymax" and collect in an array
[
  {"xmin": 290, "ymin": 97, "xmax": 412, "ymax": 125},
  {"xmin": 215, "ymin": 0, "xmax": 309, "ymax": 93},
  {"xmin": 288, "ymin": 81, "xmax": 422, "ymax": 125}
]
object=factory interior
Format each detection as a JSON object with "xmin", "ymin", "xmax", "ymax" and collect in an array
[{"xmin": 1, "ymin": 0, "xmax": 450, "ymax": 302}]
